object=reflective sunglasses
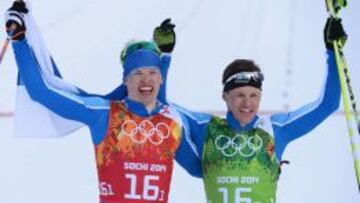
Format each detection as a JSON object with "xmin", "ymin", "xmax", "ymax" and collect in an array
[{"xmin": 225, "ymin": 72, "xmax": 264, "ymax": 84}]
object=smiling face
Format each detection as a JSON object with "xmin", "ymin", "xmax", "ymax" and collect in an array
[
  {"xmin": 223, "ymin": 86, "xmax": 262, "ymax": 127},
  {"xmin": 125, "ymin": 67, "xmax": 163, "ymax": 112}
]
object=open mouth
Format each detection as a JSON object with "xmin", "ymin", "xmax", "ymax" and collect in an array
[
  {"xmin": 139, "ymin": 86, "xmax": 153, "ymax": 95},
  {"xmin": 240, "ymin": 109, "xmax": 252, "ymax": 114},
  {"xmin": 239, "ymin": 109, "xmax": 255, "ymax": 118}
]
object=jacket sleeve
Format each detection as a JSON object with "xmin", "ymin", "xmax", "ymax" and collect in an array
[
  {"xmin": 158, "ymin": 53, "xmax": 171, "ymax": 103},
  {"xmin": 271, "ymin": 50, "xmax": 341, "ymax": 160},
  {"xmin": 12, "ymin": 39, "xmax": 110, "ymax": 127},
  {"xmin": 173, "ymin": 103, "xmax": 212, "ymax": 178}
]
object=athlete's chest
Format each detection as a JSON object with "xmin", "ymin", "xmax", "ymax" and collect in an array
[
  {"xmin": 202, "ymin": 117, "xmax": 279, "ymax": 173},
  {"xmin": 97, "ymin": 102, "xmax": 182, "ymax": 166},
  {"xmin": 201, "ymin": 118, "xmax": 280, "ymax": 203},
  {"xmin": 94, "ymin": 102, "xmax": 183, "ymax": 203}
]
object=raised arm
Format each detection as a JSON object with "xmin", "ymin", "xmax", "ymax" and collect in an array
[
  {"xmin": 6, "ymin": 6, "xmax": 109, "ymax": 127},
  {"xmin": 12, "ymin": 39, "xmax": 109, "ymax": 126},
  {"xmin": 272, "ymin": 17, "xmax": 346, "ymax": 159}
]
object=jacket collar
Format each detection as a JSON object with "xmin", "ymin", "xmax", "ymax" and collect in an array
[
  {"xmin": 124, "ymin": 97, "xmax": 163, "ymax": 117},
  {"xmin": 226, "ymin": 111, "xmax": 259, "ymax": 132}
]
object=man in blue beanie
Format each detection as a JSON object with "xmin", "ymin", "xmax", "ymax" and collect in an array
[{"xmin": 5, "ymin": 1, "xmax": 200, "ymax": 203}]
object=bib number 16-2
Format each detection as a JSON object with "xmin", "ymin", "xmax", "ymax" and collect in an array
[
  {"xmin": 219, "ymin": 187, "xmax": 252, "ymax": 203},
  {"xmin": 218, "ymin": 187, "xmax": 274, "ymax": 203}
]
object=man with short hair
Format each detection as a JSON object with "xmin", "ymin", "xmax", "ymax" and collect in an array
[
  {"xmin": 180, "ymin": 17, "xmax": 345, "ymax": 202},
  {"xmin": 6, "ymin": 1, "xmax": 200, "ymax": 203}
]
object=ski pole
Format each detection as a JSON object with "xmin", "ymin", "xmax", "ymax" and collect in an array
[
  {"xmin": 341, "ymin": 57, "xmax": 360, "ymax": 135},
  {"xmin": 325, "ymin": 0, "xmax": 360, "ymax": 192},
  {"xmin": 0, "ymin": 38, "xmax": 10, "ymax": 65},
  {"xmin": 337, "ymin": 48, "xmax": 360, "ymax": 135},
  {"xmin": 327, "ymin": 0, "xmax": 360, "ymax": 134},
  {"xmin": 334, "ymin": 38, "xmax": 360, "ymax": 192},
  {"xmin": 0, "ymin": 25, "xmax": 16, "ymax": 66}
]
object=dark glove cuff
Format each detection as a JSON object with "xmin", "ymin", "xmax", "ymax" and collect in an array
[
  {"xmin": 325, "ymin": 42, "xmax": 334, "ymax": 51},
  {"xmin": 159, "ymin": 44, "xmax": 175, "ymax": 53}
]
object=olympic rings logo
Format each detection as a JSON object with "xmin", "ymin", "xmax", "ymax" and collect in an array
[
  {"xmin": 121, "ymin": 120, "xmax": 171, "ymax": 145},
  {"xmin": 214, "ymin": 134, "xmax": 263, "ymax": 157}
]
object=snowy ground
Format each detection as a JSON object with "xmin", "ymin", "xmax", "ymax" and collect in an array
[{"xmin": 1, "ymin": 0, "xmax": 360, "ymax": 202}]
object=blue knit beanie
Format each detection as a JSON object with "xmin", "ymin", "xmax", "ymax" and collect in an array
[{"xmin": 121, "ymin": 41, "xmax": 162, "ymax": 80}]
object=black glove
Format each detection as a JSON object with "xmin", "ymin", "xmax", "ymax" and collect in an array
[
  {"xmin": 9, "ymin": 1, "xmax": 29, "ymax": 13},
  {"xmin": 324, "ymin": 17, "xmax": 347, "ymax": 51},
  {"xmin": 153, "ymin": 18, "xmax": 176, "ymax": 53},
  {"xmin": 5, "ymin": 1, "xmax": 28, "ymax": 41}
]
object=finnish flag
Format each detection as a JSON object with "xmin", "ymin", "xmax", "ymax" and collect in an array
[{"xmin": 11, "ymin": 6, "xmax": 85, "ymax": 138}]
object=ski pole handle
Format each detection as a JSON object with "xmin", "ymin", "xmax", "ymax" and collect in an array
[{"xmin": 326, "ymin": 0, "xmax": 347, "ymax": 17}]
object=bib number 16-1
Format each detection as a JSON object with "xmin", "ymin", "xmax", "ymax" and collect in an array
[{"xmin": 125, "ymin": 173, "xmax": 165, "ymax": 201}]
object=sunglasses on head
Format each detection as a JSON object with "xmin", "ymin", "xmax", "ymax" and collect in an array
[
  {"xmin": 121, "ymin": 41, "xmax": 161, "ymax": 65},
  {"xmin": 225, "ymin": 72, "xmax": 264, "ymax": 84},
  {"xmin": 225, "ymin": 72, "xmax": 264, "ymax": 85}
]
